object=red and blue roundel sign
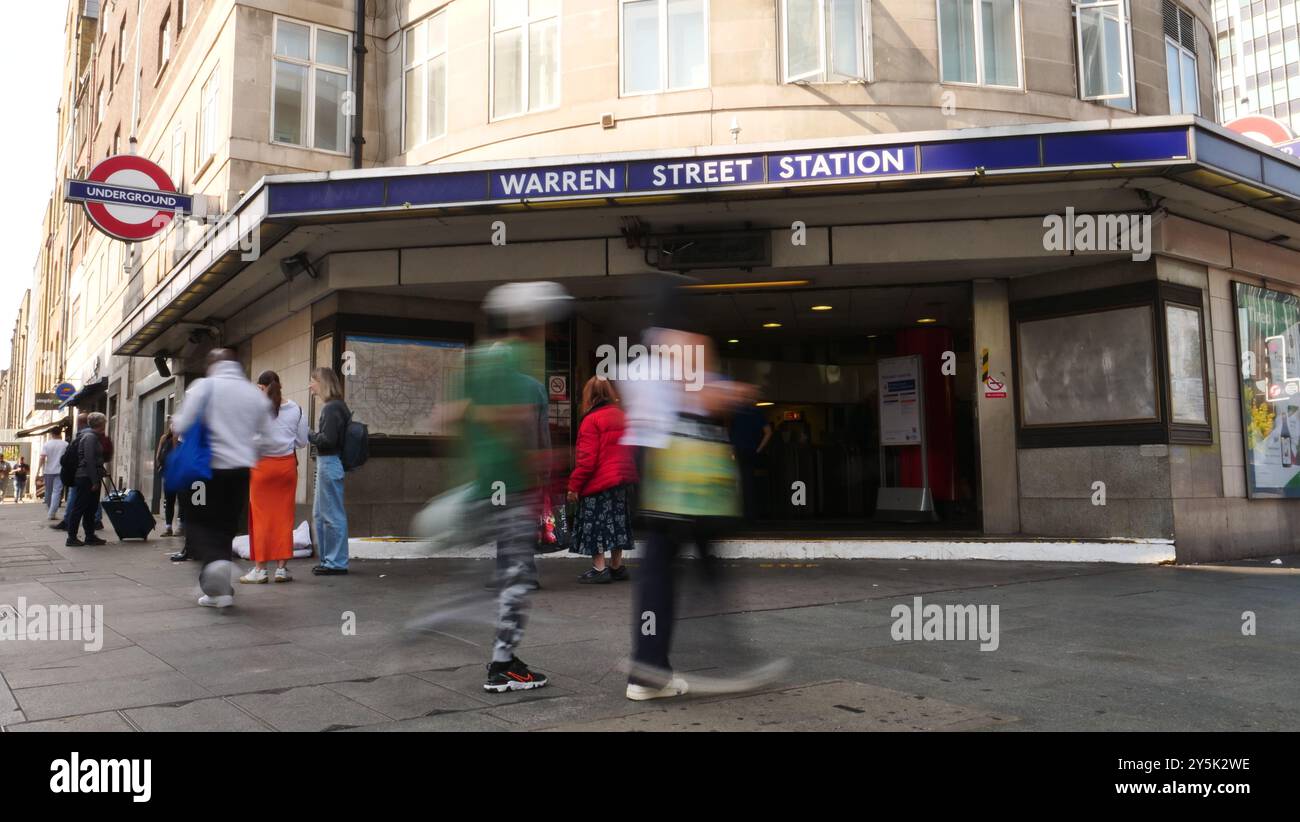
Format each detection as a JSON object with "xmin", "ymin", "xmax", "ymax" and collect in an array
[
  {"xmin": 64, "ymin": 154, "xmax": 193, "ymax": 242},
  {"xmin": 1225, "ymin": 115, "xmax": 1295, "ymax": 147}
]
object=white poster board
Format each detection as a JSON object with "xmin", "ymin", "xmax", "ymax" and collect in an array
[{"xmin": 878, "ymin": 355, "xmax": 922, "ymax": 446}]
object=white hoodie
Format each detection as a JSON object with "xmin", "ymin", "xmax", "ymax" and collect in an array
[{"xmin": 171, "ymin": 361, "xmax": 275, "ymax": 469}]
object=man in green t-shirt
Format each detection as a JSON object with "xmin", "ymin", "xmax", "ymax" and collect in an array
[{"xmin": 460, "ymin": 281, "xmax": 569, "ymax": 694}]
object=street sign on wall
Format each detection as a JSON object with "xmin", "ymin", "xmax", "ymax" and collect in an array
[{"xmin": 64, "ymin": 154, "xmax": 192, "ymax": 241}]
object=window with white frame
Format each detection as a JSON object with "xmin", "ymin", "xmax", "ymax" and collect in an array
[
  {"xmin": 272, "ymin": 18, "xmax": 352, "ymax": 153},
  {"xmin": 937, "ymin": 0, "xmax": 1021, "ymax": 88},
  {"xmin": 403, "ymin": 12, "xmax": 448, "ymax": 150},
  {"xmin": 1164, "ymin": 0, "xmax": 1198, "ymax": 115},
  {"xmin": 492, "ymin": 0, "xmax": 559, "ymax": 119},
  {"xmin": 620, "ymin": 0, "xmax": 708, "ymax": 96},
  {"xmin": 781, "ymin": 0, "xmax": 871, "ymax": 83},
  {"xmin": 159, "ymin": 9, "xmax": 172, "ymax": 71},
  {"xmin": 1074, "ymin": 0, "xmax": 1133, "ymax": 109},
  {"xmin": 199, "ymin": 67, "xmax": 219, "ymax": 166}
]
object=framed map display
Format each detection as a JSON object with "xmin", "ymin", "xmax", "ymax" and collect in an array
[{"xmin": 342, "ymin": 335, "xmax": 466, "ymax": 437}]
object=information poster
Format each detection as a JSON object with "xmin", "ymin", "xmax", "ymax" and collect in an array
[
  {"xmin": 1234, "ymin": 282, "xmax": 1300, "ymax": 497},
  {"xmin": 878, "ymin": 355, "xmax": 922, "ymax": 446}
]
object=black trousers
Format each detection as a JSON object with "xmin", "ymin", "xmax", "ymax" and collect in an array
[
  {"xmin": 67, "ymin": 477, "xmax": 101, "ymax": 541},
  {"xmin": 180, "ymin": 467, "xmax": 250, "ymax": 579},
  {"xmin": 630, "ymin": 517, "xmax": 729, "ymax": 687}
]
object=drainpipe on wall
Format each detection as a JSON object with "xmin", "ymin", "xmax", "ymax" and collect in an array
[{"xmin": 352, "ymin": 0, "xmax": 366, "ymax": 169}]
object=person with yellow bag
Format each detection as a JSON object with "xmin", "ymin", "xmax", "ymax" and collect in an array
[{"xmin": 621, "ymin": 322, "xmax": 786, "ymax": 701}]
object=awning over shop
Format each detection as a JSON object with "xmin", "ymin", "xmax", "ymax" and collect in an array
[
  {"xmin": 14, "ymin": 421, "xmax": 67, "ymax": 438},
  {"xmin": 57, "ymin": 377, "xmax": 108, "ymax": 410}
]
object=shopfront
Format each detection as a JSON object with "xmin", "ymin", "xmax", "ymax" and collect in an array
[{"xmin": 109, "ymin": 117, "xmax": 1300, "ymax": 562}]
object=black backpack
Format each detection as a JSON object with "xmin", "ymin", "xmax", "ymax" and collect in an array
[
  {"xmin": 340, "ymin": 409, "xmax": 369, "ymax": 473},
  {"xmin": 59, "ymin": 436, "xmax": 81, "ymax": 487}
]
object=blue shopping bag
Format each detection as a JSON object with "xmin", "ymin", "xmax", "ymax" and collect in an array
[{"xmin": 164, "ymin": 388, "xmax": 212, "ymax": 495}]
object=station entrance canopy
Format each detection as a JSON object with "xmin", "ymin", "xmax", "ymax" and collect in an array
[{"xmin": 113, "ymin": 115, "xmax": 1300, "ymax": 357}]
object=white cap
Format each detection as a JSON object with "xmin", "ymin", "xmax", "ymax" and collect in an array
[{"xmin": 483, "ymin": 281, "xmax": 573, "ymax": 327}]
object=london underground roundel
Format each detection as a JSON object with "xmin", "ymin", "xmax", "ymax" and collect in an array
[
  {"xmin": 65, "ymin": 154, "xmax": 192, "ymax": 242},
  {"xmin": 1225, "ymin": 115, "xmax": 1295, "ymax": 148}
]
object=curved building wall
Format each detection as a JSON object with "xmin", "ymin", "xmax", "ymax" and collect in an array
[{"xmin": 382, "ymin": 0, "xmax": 1218, "ymax": 166}]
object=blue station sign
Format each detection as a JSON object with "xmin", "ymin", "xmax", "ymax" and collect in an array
[{"xmin": 267, "ymin": 127, "xmax": 1193, "ymax": 217}]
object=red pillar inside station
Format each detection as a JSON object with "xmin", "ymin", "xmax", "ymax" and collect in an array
[{"xmin": 894, "ymin": 327, "xmax": 956, "ymax": 502}]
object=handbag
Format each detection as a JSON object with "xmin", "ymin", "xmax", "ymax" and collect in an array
[
  {"xmin": 164, "ymin": 386, "xmax": 212, "ymax": 495},
  {"xmin": 536, "ymin": 494, "xmax": 572, "ymax": 554},
  {"xmin": 411, "ymin": 483, "xmax": 475, "ymax": 551}
]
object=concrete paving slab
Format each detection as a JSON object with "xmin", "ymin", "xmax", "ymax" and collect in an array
[
  {"xmin": 4, "ymin": 710, "xmax": 135, "ymax": 732},
  {"xmin": 543, "ymin": 680, "xmax": 1015, "ymax": 731},
  {"xmin": 324, "ymin": 674, "xmax": 487, "ymax": 719},
  {"xmin": 12, "ymin": 671, "xmax": 213, "ymax": 721},
  {"xmin": 124, "ymin": 698, "xmax": 272, "ymax": 732},
  {"xmin": 229, "ymin": 685, "xmax": 393, "ymax": 731}
]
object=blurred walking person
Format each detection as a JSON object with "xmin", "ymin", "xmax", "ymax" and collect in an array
[
  {"xmin": 622, "ymin": 320, "xmax": 783, "ymax": 701},
  {"xmin": 308, "ymin": 367, "xmax": 351, "ymax": 575},
  {"xmin": 38, "ymin": 430, "xmax": 68, "ymax": 519},
  {"xmin": 567, "ymin": 377, "xmax": 637, "ymax": 584},
  {"xmin": 65, "ymin": 413, "xmax": 108, "ymax": 547},
  {"xmin": 172, "ymin": 349, "xmax": 275, "ymax": 608},
  {"xmin": 457, "ymin": 281, "xmax": 570, "ymax": 692},
  {"xmin": 242, "ymin": 371, "xmax": 309, "ymax": 584}
]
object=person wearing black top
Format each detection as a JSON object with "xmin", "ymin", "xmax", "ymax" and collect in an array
[
  {"xmin": 308, "ymin": 367, "xmax": 351, "ymax": 575},
  {"xmin": 13, "ymin": 458, "xmax": 30, "ymax": 502}
]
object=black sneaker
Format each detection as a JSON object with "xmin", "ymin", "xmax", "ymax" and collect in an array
[
  {"xmin": 484, "ymin": 657, "xmax": 549, "ymax": 693},
  {"xmin": 50, "ymin": 522, "xmax": 67, "ymax": 531},
  {"xmin": 65, "ymin": 538, "xmax": 85, "ymax": 547},
  {"xmin": 312, "ymin": 565, "xmax": 349, "ymax": 576},
  {"xmin": 609, "ymin": 565, "xmax": 631, "ymax": 582},
  {"xmin": 84, "ymin": 537, "xmax": 108, "ymax": 546},
  {"xmin": 169, "ymin": 551, "xmax": 190, "ymax": 562},
  {"xmin": 578, "ymin": 567, "xmax": 612, "ymax": 584}
]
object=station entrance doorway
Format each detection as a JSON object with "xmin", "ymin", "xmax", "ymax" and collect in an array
[{"xmin": 567, "ymin": 282, "xmax": 980, "ymax": 534}]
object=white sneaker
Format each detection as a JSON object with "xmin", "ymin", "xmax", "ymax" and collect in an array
[
  {"xmin": 274, "ymin": 567, "xmax": 292, "ymax": 583},
  {"xmin": 626, "ymin": 676, "xmax": 690, "ymax": 701},
  {"xmin": 197, "ymin": 594, "xmax": 234, "ymax": 608},
  {"xmin": 239, "ymin": 568, "xmax": 268, "ymax": 584}
]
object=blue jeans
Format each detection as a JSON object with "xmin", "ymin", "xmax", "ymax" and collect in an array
[
  {"xmin": 45, "ymin": 474, "xmax": 63, "ymax": 517},
  {"xmin": 313, "ymin": 455, "xmax": 348, "ymax": 569}
]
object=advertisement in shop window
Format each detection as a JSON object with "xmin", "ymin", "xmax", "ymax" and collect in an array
[{"xmin": 1234, "ymin": 282, "xmax": 1300, "ymax": 498}]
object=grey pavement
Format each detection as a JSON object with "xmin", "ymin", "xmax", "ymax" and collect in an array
[{"xmin": 0, "ymin": 499, "xmax": 1297, "ymax": 731}]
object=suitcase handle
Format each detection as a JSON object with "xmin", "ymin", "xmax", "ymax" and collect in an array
[{"xmin": 101, "ymin": 475, "xmax": 120, "ymax": 495}]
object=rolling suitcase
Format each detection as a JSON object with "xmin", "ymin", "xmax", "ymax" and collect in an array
[{"xmin": 101, "ymin": 477, "xmax": 156, "ymax": 542}]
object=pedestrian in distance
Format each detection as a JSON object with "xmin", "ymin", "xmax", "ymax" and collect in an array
[
  {"xmin": 13, "ymin": 458, "xmax": 30, "ymax": 502},
  {"xmin": 567, "ymin": 376, "xmax": 637, "ymax": 584},
  {"xmin": 65, "ymin": 413, "xmax": 109, "ymax": 547},
  {"xmin": 155, "ymin": 421, "xmax": 183, "ymax": 538},
  {"xmin": 38, "ymin": 430, "xmax": 68, "ymax": 519}
]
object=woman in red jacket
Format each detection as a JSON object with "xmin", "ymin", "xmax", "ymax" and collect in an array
[{"xmin": 567, "ymin": 376, "xmax": 638, "ymax": 584}]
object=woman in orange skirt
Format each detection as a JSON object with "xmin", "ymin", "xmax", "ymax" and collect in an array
[{"xmin": 241, "ymin": 371, "xmax": 309, "ymax": 584}]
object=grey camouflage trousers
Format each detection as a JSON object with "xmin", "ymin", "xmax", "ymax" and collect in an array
[{"xmin": 477, "ymin": 493, "xmax": 541, "ymax": 664}]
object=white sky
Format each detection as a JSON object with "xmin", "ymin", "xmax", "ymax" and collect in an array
[{"xmin": 0, "ymin": 3, "xmax": 69, "ymax": 372}]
